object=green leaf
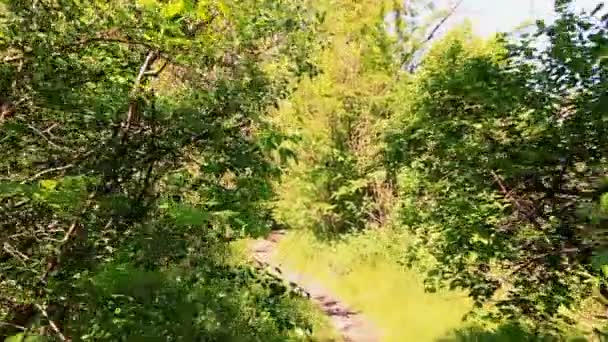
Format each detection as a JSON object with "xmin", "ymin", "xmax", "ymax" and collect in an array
[
  {"xmin": 40, "ymin": 179, "xmax": 58, "ymax": 191},
  {"xmin": 4, "ymin": 334, "xmax": 25, "ymax": 342},
  {"xmin": 162, "ymin": 0, "xmax": 190, "ymax": 19},
  {"xmin": 592, "ymin": 250, "xmax": 608, "ymax": 273},
  {"xmin": 600, "ymin": 193, "xmax": 608, "ymax": 214},
  {"xmin": 169, "ymin": 204, "xmax": 209, "ymax": 226},
  {"xmin": 4, "ymin": 334, "xmax": 46, "ymax": 342},
  {"xmin": 602, "ymin": 265, "xmax": 608, "ymax": 278}
]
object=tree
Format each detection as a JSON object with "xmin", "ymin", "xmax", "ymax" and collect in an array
[
  {"xmin": 386, "ymin": 1, "xmax": 608, "ymax": 333},
  {"xmin": 0, "ymin": 0, "xmax": 320, "ymax": 340},
  {"xmin": 272, "ymin": 0, "xmax": 454, "ymax": 235}
]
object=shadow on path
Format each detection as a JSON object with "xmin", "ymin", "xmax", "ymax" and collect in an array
[{"xmin": 251, "ymin": 231, "xmax": 381, "ymax": 342}]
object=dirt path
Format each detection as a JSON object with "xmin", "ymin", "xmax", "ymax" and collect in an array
[{"xmin": 251, "ymin": 231, "xmax": 381, "ymax": 342}]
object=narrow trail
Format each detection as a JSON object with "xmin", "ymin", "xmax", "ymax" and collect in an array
[{"xmin": 250, "ymin": 231, "xmax": 381, "ymax": 342}]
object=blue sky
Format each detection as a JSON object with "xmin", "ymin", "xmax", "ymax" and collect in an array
[{"xmin": 442, "ymin": 0, "xmax": 601, "ymax": 36}]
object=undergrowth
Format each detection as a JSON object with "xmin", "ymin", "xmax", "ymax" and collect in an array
[
  {"xmin": 273, "ymin": 230, "xmax": 472, "ymax": 342},
  {"xmin": 229, "ymin": 238, "xmax": 341, "ymax": 342},
  {"xmin": 273, "ymin": 229, "xmax": 600, "ymax": 341}
]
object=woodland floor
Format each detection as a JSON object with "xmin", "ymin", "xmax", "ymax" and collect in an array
[{"xmin": 250, "ymin": 231, "xmax": 381, "ymax": 342}]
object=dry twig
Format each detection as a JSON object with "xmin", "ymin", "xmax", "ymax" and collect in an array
[
  {"xmin": 35, "ymin": 304, "xmax": 68, "ymax": 341},
  {"xmin": 24, "ymin": 164, "xmax": 75, "ymax": 183}
]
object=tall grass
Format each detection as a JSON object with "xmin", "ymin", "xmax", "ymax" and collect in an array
[{"xmin": 273, "ymin": 230, "xmax": 473, "ymax": 342}]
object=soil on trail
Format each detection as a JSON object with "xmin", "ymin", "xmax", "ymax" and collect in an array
[{"xmin": 251, "ymin": 231, "xmax": 381, "ymax": 342}]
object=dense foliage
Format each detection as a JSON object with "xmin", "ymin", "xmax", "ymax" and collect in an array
[
  {"xmin": 273, "ymin": 0, "xmax": 608, "ymax": 337},
  {"xmin": 273, "ymin": 0, "xmax": 442, "ymax": 235},
  {"xmin": 386, "ymin": 4, "xmax": 608, "ymax": 332},
  {"xmin": 0, "ymin": 0, "xmax": 321, "ymax": 340},
  {"xmin": 2, "ymin": 0, "xmax": 607, "ymax": 340}
]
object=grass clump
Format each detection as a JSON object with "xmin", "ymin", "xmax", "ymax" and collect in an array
[{"xmin": 273, "ymin": 230, "xmax": 472, "ymax": 342}]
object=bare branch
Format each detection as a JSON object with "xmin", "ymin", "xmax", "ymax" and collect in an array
[
  {"xmin": 23, "ymin": 164, "xmax": 74, "ymax": 183},
  {"xmin": 24, "ymin": 122, "xmax": 71, "ymax": 151},
  {"xmin": 35, "ymin": 304, "xmax": 68, "ymax": 342},
  {"xmin": 13, "ymin": 199, "xmax": 31, "ymax": 208},
  {"xmin": 423, "ymin": 0, "xmax": 463, "ymax": 45},
  {"xmin": 2, "ymin": 55, "xmax": 23, "ymax": 63},
  {"xmin": 403, "ymin": 0, "xmax": 464, "ymax": 71},
  {"xmin": 133, "ymin": 51, "xmax": 159, "ymax": 93},
  {"xmin": 18, "ymin": 149, "xmax": 96, "ymax": 183},
  {"xmin": 491, "ymin": 170, "xmax": 546, "ymax": 231},
  {"xmin": 103, "ymin": 218, "xmax": 114, "ymax": 231},
  {"xmin": 3, "ymin": 242, "xmax": 30, "ymax": 267},
  {"xmin": 43, "ymin": 123, "xmax": 59, "ymax": 135},
  {"xmin": 122, "ymin": 51, "xmax": 158, "ymax": 139},
  {"xmin": 136, "ymin": 159, "xmax": 156, "ymax": 203},
  {"xmin": 491, "ymin": 170, "xmax": 525, "ymax": 212},
  {"xmin": 61, "ymin": 221, "xmax": 80, "ymax": 244},
  {"xmin": 0, "ymin": 321, "xmax": 26, "ymax": 331},
  {"xmin": 144, "ymin": 60, "xmax": 169, "ymax": 77},
  {"xmin": 40, "ymin": 192, "xmax": 96, "ymax": 284}
]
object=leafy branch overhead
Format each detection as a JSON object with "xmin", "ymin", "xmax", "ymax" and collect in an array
[{"xmin": 1, "ymin": 0, "xmax": 321, "ymax": 340}]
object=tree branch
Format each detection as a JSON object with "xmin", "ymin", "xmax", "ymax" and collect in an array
[
  {"xmin": 24, "ymin": 122, "xmax": 71, "ymax": 151},
  {"xmin": 133, "ymin": 51, "xmax": 159, "ymax": 94},
  {"xmin": 35, "ymin": 304, "xmax": 67, "ymax": 342},
  {"xmin": 0, "ymin": 321, "xmax": 26, "ymax": 331},
  {"xmin": 144, "ymin": 60, "xmax": 168, "ymax": 77},
  {"xmin": 3, "ymin": 242, "xmax": 30, "ymax": 267},
  {"xmin": 491, "ymin": 170, "xmax": 526, "ymax": 212},
  {"xmin": 510, "ymin": 247, "xmax": 580, "ymax": 275},
  {"xmin": 2, "ymin": 55, "xmax": 23, "ymax": 63},
  {"xmin": 43, "ymin": 123, "xmax": 59, "ymax": 135},
  {"xmin": 76, "ymin": 36, "xmax": 156, "ymax": 51},
  {"xmin": 423, "ymin": 0, "xmax": 463, "ymax": 45},
  {"xmin": 136, "ymin": 159, "xmax": 156, "ymax": 204},
  {"xmin": 23, "ymin": 164, "xmax": 74, "ymax": 183},
  {"xmin": 40, "ymin": 192, "xmax": 96, "ymax": 284},
  {"xmin": 491, "ymin": 170, "xmax": 546, "ymax": 231},
  {"xmin": 403, "ymin": 0, "xmax": 464, "ymax": 71},
  {"xmin": 122, "ymin": 51, "xmax": 158, "ymax": 140}
]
